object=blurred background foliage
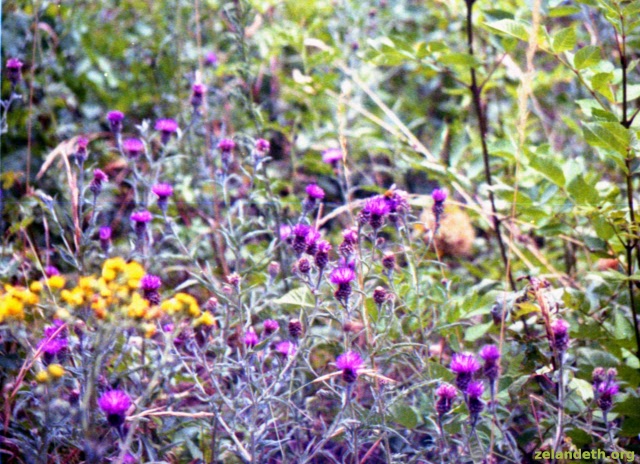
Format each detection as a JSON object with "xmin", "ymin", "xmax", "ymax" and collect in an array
[{"xmin": 3, "ymin": 0, "xmax": 640, "ymax": 455}]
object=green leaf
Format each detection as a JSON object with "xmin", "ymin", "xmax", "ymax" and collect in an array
[
  {"xmin": 484, "ymin": 19, "xmax": 529, "ymax": 42},
  {"xmin": 574, "ymin": 46, "xmax": 601, "ymax": 69},
  {"xmin": 392, "ymin": 404, "xmax": 419, "ymax": 429},
  {"xmin": 593, "ymin": 216, "xmax": 614, "ymax": 240},
  {"xmin": 552, "ymin": 27, "xmax": 576, "ymax": 53},
  {"xmin": 272, "ymin": 286, "xmax": 315, "ymax": 308},
  {"xmin": 549, "ymin": 5, "xmax": 581, "ymax": 17},
  {"xmin": 464, "ymin": 321, "xmax": 493, "ymax": 342},
  {"xmin": 568, "ymin": 378, "xmax": 594, "ymax": 401},
  {"xmin": 528, "ymin": 154, "xmax": 566, "ymax": 187},
  {"xmin": 583, "ymin": 122, "xmax": 630, "ymax": 155},
  {"xmin": 567, "ymin": 175, "xmax": 600, "ymax": 206},
  {"xmin": 590, "ymin": 72, "xmax": 614, "ymax": 101},
  {"xmin": 623, "ymin": 0, "xmax": 640, "ymax": 16},
  {"xmin": 438, "ymin": 52, "xmax": 481, "ymax": 67}
]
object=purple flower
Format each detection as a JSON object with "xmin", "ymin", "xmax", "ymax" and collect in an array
[
  {"xmin": 480, "ymin": 345, "xmax": 501, "ymax": 382},
  {"xmin": 6, "ymin": 58, "xmax": 23, "ymax": 85},
  {"xmin": 130, "ymin": 210, "xmax": 153, "ymax": 224},
  {"xmin": 122, "ymin": 138, "xmax": 145, "ymax": 158},
  {"xmin": 75, "ymin": 136, "xmax": 89, "ymax": 163},
  {"xmin": 38, "ymin": 325, "xmax": 68, "ymax": 365},
  {"xmin": 217, "ymin": 138, "xmax": 235, "ymax": 152},
  {"xmin": 550, "ymin": 319, "xmax": 570, "ymax": 352},
  {"xmin": 339, "ymin": 228, "xmax": 358, "ymax": 256},
  {"xmin": 466, "ymin": 380, "xmax": 485, "ymax": 398},
  {"xmin": 218, "ymin": 139, "xmax": 235, "ymax": 170},
  {"xmin": 435, "ymin": 383, "xmax": 457, "ymax": 416},
  {"xmin": 89, "ymin": 169, "xmax": 108, "ymax": 195},
  {"xmin": 255, "ymin": 138, "xmax": 270, "ymax": 155},
  {"xmin": 99, "ymin": 226, "xmax": 112, "ymax": 253},
  {"xmin": 466, "ymin": 380, "xmax": 486, "ymax": 421},
  {"xmin": 304, "ymin": 228, "xmax": 321, "ymax": 255},
  {"xmin": 596, "ymin": 381, "xmax": 619, "ymax": 412},
  {"xmin": 275, "ymin": 340, "xmax": 296, "ymax": 357},
  {"xmin": 330, "ymin": 267, "xmax": 356, "ymax": 285},
  {"xmin": 314, "ymin": 240, "xmax": 332, "ymax": 270},
  {"xmin": 373, "ymin": 286, "xmax": 387, "ymax": 306},
  {"xmin": 291, "ymin": 224, "xmax": 311, "ymax": 256},
  {"xmin": 384, "ymin": 189, "xmax": 410, "ymax": 224},
  {"xmin": 44, "ymin": 265, "xmax": 60, "ymax": 277},
  {"xmin": 107, "ymin": 110, "xmax": 125, "ymax": 133},
  {"xmin": 155, "ymin": 119, "xmax": 179, "ymax": 144},
  {"xmin": 205, "ymin": 51, "xmax": 218, "ymax": 67},
  {"xmin": 191, "ymin": 83, "xmax": 207, "ymax": 108},
  {"xmin": 263, "ymin": 319, "xmax": 279, "ymax": 335},
  {"xmin": 98, "ymin": 390, "xmax": 132, "ymax": 428},
  {"xmin": 322, "ymin": 148, "xmax": 343, "ymax": 165},
  {"xmin": 244, "ymin": 328, "xmax": 259, "ymax": 347},
  {"xmin": 432, "ymin": 189, "xmax": 447, "ymax": 203},
  {"xmin": 279, "ymin": 225, "xmax": 292, "ymax": 241},
  {"xmin": 432, "ymin": 189, "xmax": 447, "ymax": 231},
  {"xmin": 305, "ymin": 184, "xmax": 325, "ymax": 200},
  {"xmin": 141, "ymin": 274, "xmax": 161, "ymax": 305},
  {"xmin": 152, "ymin": 183, "xmax": 174, "ymax": 212},
  {"xmin": 450, "ymin": 353, "xmax": 480, "ymax": 391},
  {"xmin": 360, "ymin": 196, "xmax": 390, "ymax": 230},
  {"xmin": 336, "ymin": 351, "xmax": 364, "ymax": 383}
]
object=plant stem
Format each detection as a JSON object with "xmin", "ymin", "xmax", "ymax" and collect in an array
[{"xmin": 464, "ymin": 0, "xmax": 515, "ymax": 291}]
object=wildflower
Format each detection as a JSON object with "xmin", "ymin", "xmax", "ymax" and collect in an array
[
  {"xmin": 435, "ymin": 383, "xmax": 457, "ymax": 417},
  {"xmin": 194, "ymin": 311, "xmax": 216, "ymax": 328},
  {"xmin": 46, "ymin": 275, "xmax": 66, "ymax": 290},
  {"xmin": 190, "ymin": 83, "xmax": 206, "ymax": 109},
  {"xmin": 263, "ymin": 319, "xmax": 279, "ymax": 335},
  {"xmin": 479, "ymin": 345, "xmax": 501, "ymax": 382},
  {"xmin": 6, "ymin": 58, "xmax": 23, "ymax": 86},
  {"xmin": 382, "ymin": 253, "xmax": 396, "ymax": 273},
  {"xmin": 373, "ymin": 286, "xmax": 387, "ymax": 306},
  {"xmin": 597, "ymin": 381, "xmax": 619, "ymax": 412},
  {"xmin": 73, "ymin": 136, "xmax": 89, "ymax": 165},
  {"xmin": 305, "ymin": 229, "xmax": 321, "ymax": 255},
  {"xmin": 36, "ymin": 371, "xmax": 50, "ymax": 383},
  {"xmin": 431, "ymin": 188, "xmax": 447, "ymax": 231},
  {"xmin": 466, "ymin": 380, "xmax": 485, "ymax": 424},
  {"xmin": 296, "ymin": 257, "xmax": 311, "ymax": 274},
  {"xmin": 218, "ymin": 138, "xmax": 235, "ymax": 171},
  {"xmin": 47, "ymin": 364, "xmax": 65, "ymax": 379},
  {"xmin": 89, "ymin": 169, "xmax": 108, "ymax": 195},
  {"xmin": 99, "ymin": 226, "xmax": 112, "ymax": 253},
  {"xmin": 131, "ymin": 210, "xmax": 153, "ymax": 236},
  {"xmin": 592, "ymin": 367, "xmax": 606, "ymax": 390},
  {"xmin": 288, "ymin": 319, "xmax": 303, "ymax": 339},
  {"xmin": 384, "ymin": 189, "xmax": 410, "ymax": 225},
  {"xmin": 98, "ymin": 390, "xmax": 132, "ymax": 429},
  {"xmin": 314, "ymin": 240, "xmax": 331, "ymax": 270},
  {"xmin": 280, "ymin": 225, "xmax": 292, "ymax": 242},
  {"xmin": 550, "ymin": 319, "xmax": 570, "ymax": 353},
  {"xmin": 276, "ymin": 340, "xmax": 296, "ymax": 357},
  {"xmin": 204, "ymin": 296, "xmax": 219, "ymax": 312},
  {"xmin": 45, "ymin": 265, "xmax": 61, "ymax": 277},
  {"xmin": 38, "ymin": 329, "xmax": 68, "ymax": 365},
  {"xmin": 155, "ymin": 118, "xmax": 179, "ymax": 144},
  {"xmin": 255, "ymin": 138, "xmax": 270, "ymax": 157},
  {"xmin": 336, "ymin": 351, "xmax": 364, "ymax": 383},
  {"xmin": 360, "ymin": 196, "xmax": 390, "ymax": 230},
  {"xmin": 122, "ymin": 138, "xmax": 145, "ymax": 158},
  {"xmin": 339, "ymin": 228, "xmax": 358, "ymax": 256},
  {"xmin": 450, "ymin": 353, "xmax": 480, "ymax": 391},
  {"xmin": 140, "ymin": 274, "xmax": 161, "ymax": 305},
  {"xmin": 227, "ymin": 273, "xmax": 241, "ymax": 288},
  {"xmin": 291, "ymin": 224, "xmax": 311, "ymax": 256},
  {"xmin": 303, "ymin": 184, "xmax": 325, "ymax": 214},
  {"xmin": 152, "ymin": 183, "xmax": 174, "ymax": 213},
  {"xmin": 322, "ymin": 148, "xmax": 343, "ymax": 166},
  {"xmin": 205, "ymin": 51, "xmax": 218, "ymax": 67},
  {"xmin": 107, "ymin": 110, "xmax": 124, "ymax": 133},
  {"xmin": 244, "ymin": 328, "xmax": 259, "ymax": 347},
  {"xmin": 330, "ymin": 267, "xmax": 356, "ymax": 306}
]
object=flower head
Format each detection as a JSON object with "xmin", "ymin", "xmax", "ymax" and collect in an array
[
  {"xmin": 191, "ymin": 83, "xmax": 207, "ymax": 108},
  {"xmin": 361, "ymin": 196, "xmax": 390, "ymax": 230},
  {"xmin": 205, "ymin": 51, "xmax": 218, "ymax": 66},
  {"xmin": 6, "ymin": 58, "xmax": 23, "ymax": 85},
  {"xmin": 131, "ymin": 210, "xmax": 153, "ymax": 224},
  {"xmin": 466, "ymin": 380, "xmax": 485, "ymax": 398},
  {"xmin": 435, "ymin": 383, "xmax": 457, "ymax": 416},
  {"xmin": 466, "ymin": 380, "xmax": 486, "ymax": 420},
  {"xmin": 306, "ymin": 184, "xmax": 325, "ymax": 200},
  {"xmin": 336, "ymin": 351, "xmax": 364, "ymax": 383},
  {"xmin": 44, "ymin": 265, "xmax": 60, "ymax": 277},
  {"xmin": 217, "ymin": 138, "xmax": 235, "ymax": 152},
  {"xmin": 550, "ymin": 319, "xmax": 570, "ymax": 352},
  {"xmin": 330, "ymin": 267, "xmax": 356, "ymax": 285},
  {"xmin": 255, "ymin": 138, "xmax": 270, "ymax": 155},
  {"xmin": 479, "ymin": 345, "xmax": 501, "ymax": 362},
  {"xmin": 450, "ymin": 353, "xmax": 480, "ymax": 391},
  {"xmin": 432, "ymin": 189, "xmax": 447, "ymax": 203},
  {"xmin": 89, "ymin": 169, "xmax": 108, "ymax": 195},
  {"xmin": 107, "ymin": 110, "xmax": 124, "ymax": 132},
  {"xmin": 275, "ymin": 340, "xmax": 296, "ymax": 357},
  {"xmin": 122, "ymin": 138, "xmax": 145, "ymax": 158},
  {"xmin": 152, "ymin": 183, "xmax": 174, "ymax": 200},
  {"xmin": 140, "ymin": 274, "xmax": 161, "ymax": 292},
  {"xmin": 244, "ymin": 328, "xmax": 259, "ymax": 347},
  {"xmin": 98, "ymin": 390, "xmax": 132, "ymax": 428},
  {"xmin": 263, "ymin": 319, "xmax": 279, "ymax": 335},
  {"xmin": 155, "ymin": 118, "xmax": 178, "ymax": 133},
  {"xmin": 322, "ymin": 148, "xmax": 343, "ymax": 165}
]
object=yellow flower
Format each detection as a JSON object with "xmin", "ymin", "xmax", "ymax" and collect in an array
[
  {"xmin": 0, "ymin": 296, "xmax": 25, "ymax": 321},
  {"xmin": 35, "ymin": 371, "xmax": 50, "ymax": 383},
  {"xmin": 91, "ymin": 296, "xmax": 107, "ymax": 319},
  {"xmin": 61, "ymin": 288, "xmax": 84, "ymax": 306},
  {"xmin": 78, "ymin": 276, "xmax": 96, "ymax": 291},
  {"xmin": 141, "ymin": 322, "xmax": 157, "ymax": 338},
  {"xmin": 55, "ymin": 308, "xmax": 71, "ymax": 320},
  {"xmin": 124, "ymin": 262, "xmax": 145, "ymax": 288},
  {"xmin": 46, "ymin": 275, "xmax": 66, "ymax": 290},
  {"xmin": 194, "ymin": 311, "xmax": 216, "ymax": 327},
  {"xmin": 30, "ymin": 281, "xmax": 43, "ymax": 293},
  {"xmin": 175, "ymin": 293, "xmax": 200, "ymax": 317},
  {"xmin": 127, "ymin": 293, "xmax": 149, "ymax": 319},
  {"xmin": 47, "ymin": 364, "xmax": 65, "ymax": 379}
]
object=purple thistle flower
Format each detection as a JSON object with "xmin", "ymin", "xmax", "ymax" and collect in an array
[
  {"xmin": 382, "ymin": 253, "xmax": 396, "ymax": 272},
  {"xmin": 322, "ymin": 148, "xmax": 343, "ymax": 166},
  {"xmin": 330, "ymin": 267, "xmax": 356, "ymax": 305},
  {"xmin": 38, "ymin": 325, "xmax": 68, "ymax": 365},
  {"xmin": 122, "ymin": 454, "xmax": 137, "ymax": 464},
  {"xmin": 339, "ymin": 228, "xmax": 358, "ymax": 256},
  {"xmin": 432, "ymin": 189, "xmax": 447, "ymax": 203},
  {"xmin": 305, "ymin": 228, "xmax": 321, "ymax": 255},
  {"xmin": 122, "ymin": 138, "xmax": 145, "ymax": 158},
  {"xmin": 336, "ymin": 351, "xmax": 364, "ymax": 383},
  {"xmin": 360, "ymin": 196, "xmax": 390, "ymax": 230},
  {"xmin": 373, "ymin": 286, "xmax": 387, "ymax": 306},
  {"xmin": 152, "ymin": 183, "xmax": 174, "ymax": 212},
  {"xmin": 244, "ymin": 328, "xmax": 259, "ymax": 347},
  {"xmin": 291, "ymin": 224, "xmax": 311, "ymax": 256},
  {"xmin": 131, "ymin": 210, "xmax": 153, "ymax": 238},
  {"xmin": 75, "ymin": 136, "xmax": 89, "ymax": 164},
  {"xmin": 435, "ymin": 383, "xmax": 457, "ymax": 416},
  {"xmin": 314, "ymin": 240, "xmax": 332, "ymax": 270},
  {"xmin": 275, "ymin": 340, "xmax": 296, "ymax": 357},
  {"xmin": 6, "ymin": 58, "xmax": 23, "ymax": 86},
  {"xmin": 99, "ymin": 226, "xmax": 112, "ymax": 253},
  {"xmin": 296, "ymin": 257, "xmax": 311, "ymax": 274},
  {"xmin": 205, "ymin": 51, "xmax": 218, "ymax": 67},
  {"xmin": 44, "ymin": 265, "xmax": 60, "ymax": 277},
  {"xmin": 596, "ymin": 381, "xmax": 619, "ymax": 412},
  {"xmin": 263, "ymin": 319, "xmax": 279, "ymax": 335},
  {"xmin": 217, "ymin": 138, "xmax": 235, "ymax": 152},
  {"xmin": 98, "ymin": 390, "xmax": 132, "ymax": 429},
  {"xmin": 466, "ymin": 380, "xmax": 485, "ymax": 398},
  {"xmin": 107, "ymin": 110, "xmax": 124, "ymax": 133},
  {"xmin": 140, "ymin": 274, "xmax": 161, "ymax": 305},
  {"xmin": 384, "ymin": 189, "xmax": 410, "ymax": 224},
  {"xmin": 550, "ymin": 319, "xmax": 570, "ymax": 352},
  {"xmin": 218, "ymin": 138, "xmax": 235, "ymax": 170},
  {"xmin": 155, "ymin": 119, "xmax": 179, "ymax": 144},
  {"xmin": 279, "ymin": 225, "xmax": 292, "ymax": 242},
  {"xmin": 305, "ymin": 184, "xmax": 325, "ymax": 200},
  {"xmin": 466, "ymin": 380, "xmax": 486, "ymax": 422},
  {"xmin": 450, "ymin": 353, "xmax": 480, "ymax": 391},
  {"xmin": 479, "ymin": 345, "xmax": 501, "ymax": 382},
  {"xmin": 191, "ymin": 83, "xmax": 207, "ymax": 108},
  {"xmin": 89, "ymin": 169, "xmax": 108, "ymax": 195},
  {"xmin": 255, "ymin": 138, "xmax": 270, "ymax": 155}
]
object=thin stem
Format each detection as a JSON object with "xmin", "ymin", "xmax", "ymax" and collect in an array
[{"xmin": 464, "ymin": 0, "xmax": 515, "ymax": 291}]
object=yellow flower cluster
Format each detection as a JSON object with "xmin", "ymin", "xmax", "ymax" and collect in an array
[
  {"xmin": 0, "ymin": 284, "xmax": 39, "ymax": 323},
  {"xmin": 161, "ymin": 293, "xmax": 201, "ymax": 318}
]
